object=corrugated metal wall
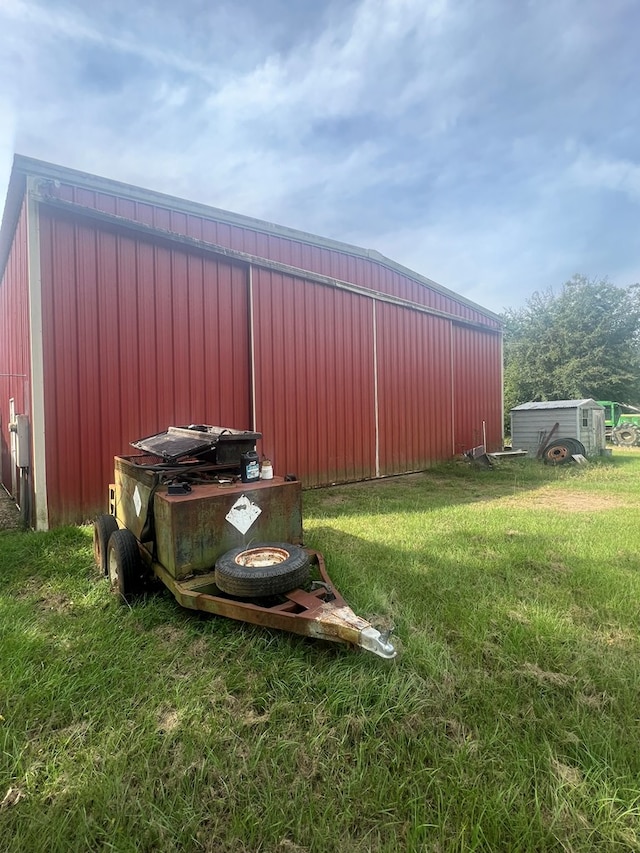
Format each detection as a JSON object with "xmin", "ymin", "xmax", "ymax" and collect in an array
[
  {"xmin": 376, "ymin": 303, "xmax": 454, "ymax": 473},
  {"xmin": 452, "ymin": 325, "xmax": 503, "ymax": 454},
  {"xmin": 0, "ymin": 200, "xmax": 30, "ymax": 490},
  {"xmin": 511, "ymin": 409, "xmax": 578, "ymax": 456},
  {"xmin": 252, "ymin": 269, "xmax": 376, "ymax": 485},
  {"xmin": 0, "ymin": 170, "xmax": 503, "ymax": 526},
  {"xmin": 54, "ymin": 181, "xmax": 501, "ymax": 331},
  {"xmin": 38, "ymin": 208, "xmax": 251, "ymax": 525}
]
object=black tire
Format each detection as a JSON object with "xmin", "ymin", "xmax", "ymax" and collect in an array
[
  {"xmin": 613, "ymin": 424, "xmax": 640, "ymax": 447},
  {"xmin": 93, "ymin": 514, "xmax": 118, "ymax": 576},
  {"xmin": 542, "ymin": 439, "xmax": 575, "ymax": 465},
  {"xmin": 215, "ymin": 542, "xmax": 310, "ymax": 598},
  {"xmin": 565, "ymin": 438, "xmax": 586, "ymax": 456},
  {"xmin": 107, "ymin": 529, "xmax": 145, "ymax": 602}
]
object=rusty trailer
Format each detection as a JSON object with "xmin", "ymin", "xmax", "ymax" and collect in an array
[{"xmin": 94, "ymin": 439, "xmax": 396, "ymax": 660}]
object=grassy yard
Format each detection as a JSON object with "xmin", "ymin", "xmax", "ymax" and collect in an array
[{"xmin": 1, "ymin": 452, "xmax": 640, "ymax": 852}]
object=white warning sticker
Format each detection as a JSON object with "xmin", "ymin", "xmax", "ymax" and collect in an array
[
  {"xmin": 225, "ymin": 495, "xmax": 262, "ymax": 535},
  {"xmin": 133, "ymin": 485, "xmax": 142, "ymax": 517}
]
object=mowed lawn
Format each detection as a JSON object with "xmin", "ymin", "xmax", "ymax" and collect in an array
[{"xmin": 1, "ymin": 452, "xmax": 639, "ymax": 852}]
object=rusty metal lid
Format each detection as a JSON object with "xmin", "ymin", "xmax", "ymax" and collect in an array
[{"xmin": 131, "ymin": 425, "xmax": 261, "ymax": 463}]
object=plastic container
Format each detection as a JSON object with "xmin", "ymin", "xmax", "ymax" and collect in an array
[
  {"xmin": 240, "ymin": 450, "xmax": 260, "ymax": 483},
  {"xmin": 260, "ymin": 460, "xmax": 274, "ymax": 480}
]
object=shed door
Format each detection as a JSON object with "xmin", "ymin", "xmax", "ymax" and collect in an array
[{"xmin": 591, "ymin": 408, "xmax": 605, "ymax": 451}]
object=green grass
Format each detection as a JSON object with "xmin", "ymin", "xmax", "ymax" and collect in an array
[{"xmin": 1, "ymin": 452, "xmax": 640, "ymax": 852}]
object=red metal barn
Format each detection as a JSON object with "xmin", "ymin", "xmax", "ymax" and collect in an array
[{"xmin": 0, "ymin": 155, "xmax": 503, "ymax": 528}]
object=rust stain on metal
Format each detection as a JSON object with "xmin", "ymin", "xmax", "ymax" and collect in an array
[{"xmin": 148, "ymin": 549, "xmax": 389, "ymax": 653}]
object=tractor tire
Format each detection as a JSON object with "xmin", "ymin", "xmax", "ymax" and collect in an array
[
  {"xmin": 93, "ymin": 514, "xmax": 118, "ymax": 576},
  {"xmin": 107, "ymin": 528, "xmax": 146, "ymax": 602},
  {"xmin": 542, "ymin": 439, "xmax": 576, "ymax": 465},
  {"xmin": 215, "ymin": 543, "xmax": 310, "ymax": 598},
  {"xmin": 612, "ymin": 424, "xmax": 640, "ymax": 447}
]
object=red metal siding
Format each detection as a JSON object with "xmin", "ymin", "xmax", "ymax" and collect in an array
[
  {"xmin": 452, "ymin": 325, "xmax": 503, "ymax": 454},
  {"xmin": 252, "ymin": 269, "xmax": 376, "ymax": 485},
  {"xmin": 29, "ymin": 173, "xmax": 504, "ymax": 524},
  {"xmin": 56, "ymin": 182, "xmax": 500, "ymax": 330},
  {"xmin": 0, "ymin": 200, "xmax": 31, "ymax": 491},
  {"xmin": 376, "ymin": 304, "xmax": 453, "ymax": 474},
  {"xmin": 39, "ymin": 208, "xmax": 251, "ymax": 526}
]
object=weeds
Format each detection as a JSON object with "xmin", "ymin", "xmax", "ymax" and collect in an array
[{"xmin": 1, "ymin": 453, "xmax": 640, "ymax": 851}]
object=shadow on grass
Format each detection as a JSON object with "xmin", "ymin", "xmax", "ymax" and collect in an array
[{"xmin": 303, "ymin": 457, "xmax": 622, "ymax": 520}]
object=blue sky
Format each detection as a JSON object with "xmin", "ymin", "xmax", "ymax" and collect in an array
[{"xmin": 0, "ymin": 0, "xmax": 638, "ymax": 314}]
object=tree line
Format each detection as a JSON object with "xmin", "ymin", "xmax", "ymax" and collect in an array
[{"xmin": 502, "ymin": 275, "xmax": 640, "ymax": 416}]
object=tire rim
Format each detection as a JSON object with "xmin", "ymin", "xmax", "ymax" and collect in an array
[
  {"xmin": 548, "ymin": 446, "xmax": 569, "ymax": 460},
  {"xmin": 234, "ymin": 547, "xmax": 290, "ymax": 568}
]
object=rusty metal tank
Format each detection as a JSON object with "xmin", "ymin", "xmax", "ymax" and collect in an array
[{"xmin": 114, "ymin": 456, "xmax": 302, "ymax": 580}]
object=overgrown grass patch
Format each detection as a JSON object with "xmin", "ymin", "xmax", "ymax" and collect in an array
[{"xmin": 1, "ymin": 452, "xmax": 640, "ymax": 851}]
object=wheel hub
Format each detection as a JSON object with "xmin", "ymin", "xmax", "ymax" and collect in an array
[{"xmin": 234, "ymin": 547, "xmax": 290, "ymax": 568}]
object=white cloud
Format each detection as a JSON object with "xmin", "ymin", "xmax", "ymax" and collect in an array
[
  {"xmin": 0, "ymin": 0, "xmax": 639, "ymax": 312},
  {"xmin": 0, "ymin": 99, "xmax": 16, "ymax": 208},
  {"xmin": 566, "ymin": 147, "xmax": 640, "ymax": 202},
  {"xmin": 0, "ymin": 0, "xmax": 237, "ymax": 83}
]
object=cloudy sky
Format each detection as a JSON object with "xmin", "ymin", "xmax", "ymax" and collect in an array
[{"xmin": 0, "ymin": 0, "xmax": 638, "ymax": 313}]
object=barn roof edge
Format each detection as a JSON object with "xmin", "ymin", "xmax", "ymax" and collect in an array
[
  {"xmin": 2, "ymin": 154, "xmax": 501, "ymax": 323},
  {"xmin": 511, "ymin": 399, "xmax": 603, "ymax": 411}
]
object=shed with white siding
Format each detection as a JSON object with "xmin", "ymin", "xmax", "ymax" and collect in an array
[{"xmin": 510, "ymin": 400, "xmax": 606, "ymax": 457}]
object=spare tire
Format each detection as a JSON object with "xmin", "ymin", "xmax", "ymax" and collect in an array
[
  {"xmin": 542, "ymin": 439, "xmax": 575, "ymax": 464},
  {"xmin": 215, "ymin": 543, "xmax": 310, "ymax": 598}
]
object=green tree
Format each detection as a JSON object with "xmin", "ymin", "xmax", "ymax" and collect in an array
[{"xmin": 503, "ymin": 276, "xmax": 640, "ymax": 419}]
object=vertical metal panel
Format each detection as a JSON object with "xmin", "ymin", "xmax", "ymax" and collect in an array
[
  {"xmin": 252, "ymin": 269, "xmax": 376, "ymax": 485},
  {"xmin": 75, "ymin": 222, "xmax": 103, "ymax": 511},
  {"xmin": 41, "ymin": 213, "xmax": 79, "ymax": 522},
  {"xmin": 0, "ymin": 200, "xmax": 30, "ymax": 491},
  {"xmin": 451, "ymin": 325, "xmax": 503, "ymax": 454},
  {"xmin": 376, "ymin": 303, "xmax": 453, "ymax": 474},
  {"xmin": 39, "ymin": 208, "xmax": 250, "ymax": 525}
]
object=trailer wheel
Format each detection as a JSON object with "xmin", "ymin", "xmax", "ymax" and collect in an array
[
  {"xmin": 107, "ymin": 529, "xmax": 145, "ymax": 602},
  {"xmin": 542, "ymin": 439, "xmax": 575, "ymax": 464},
  {"xmin": 93, "ymin": 514, "xmax": 118, "ymax": 576},
  {"xmin": 215, "ymin": 543, "xmax": 310, "ymax": 598}
]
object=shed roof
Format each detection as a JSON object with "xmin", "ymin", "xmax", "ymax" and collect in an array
[
  {"xmin": 511, "ymin": 399, "xmax": 603, "ymax": 411},
  {"xmin": 0, "ymin": 154, "xmax": 501, "ymax": 324}
]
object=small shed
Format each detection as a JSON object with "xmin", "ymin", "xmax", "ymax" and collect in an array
[{"xmin": 511, "ymin": 400, "xmax": 606, "ymax": 457}]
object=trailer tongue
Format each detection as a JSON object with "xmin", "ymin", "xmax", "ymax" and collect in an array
[{"xmin": 151, "ymin": 550, "xmax": 396, "ymax": 660}]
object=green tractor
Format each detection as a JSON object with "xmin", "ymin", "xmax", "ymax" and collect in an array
[{"xmin": 597, "ymin": 401, "xmax": 640, "ymax": 446}]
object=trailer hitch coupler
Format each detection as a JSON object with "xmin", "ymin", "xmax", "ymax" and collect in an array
[{"xmin": 359, "ymin": 626, "xmax": 397, "ymax": 659}]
